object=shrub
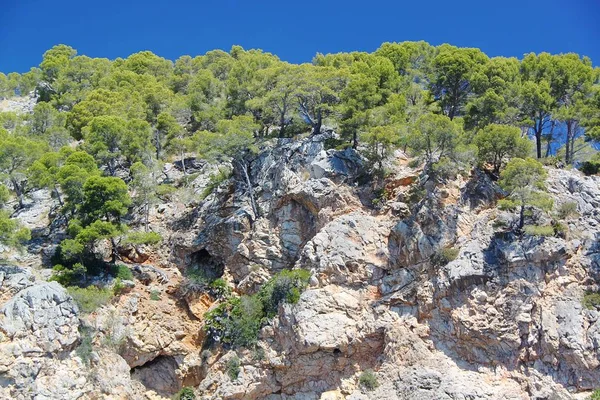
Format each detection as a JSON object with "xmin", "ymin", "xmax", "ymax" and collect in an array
[
  {"xmin": 583, "ymin": 292, "xmax": 600, "ymax": 310},
  {"xmin": 68, "ymin": 286, "xmax": 113, "ymax": 313},
  {"xmin": 406, "ymin": 184, "xmax": 425, "ymax": 206},
  {"xmin": 323, "ymin": 137, "xmax": 348, "ymax": 150},
  {"xmin": 123, "ymin": 231, "xmax": 162, "ymax": 246},
  {"xmin": 523, "ymin": 225, "xmax": 555, "ymax": 237},
  {"xmin": 540, "ymin": 156, "xmax": 561, "ymax": 167},
  {"xmin": 226, "ymin": 356, "xmax": 240, "ymax": 380},
  {"xmin": 407, "ymin": 159, "xmax": 420, "ymax": 169},
  {"xmin": 76, "ymin": 326, "xmax": 94, "ymax": 365},
  {"xmin": 359, "ymin": 369, "xmax": 379, "ymax": 391},
  {"xmin": 430, "ymin": 247, "xmax": 459, "ymax": 267},
  {"xmin": 200, "ymin": 167, "xmax": 232, "ymax": 200},
  {"xmin": 552, "ymin": 222, "xmax": 567, "ymax": 238},
  {"xmin": 156, "ymin": 184, "xmax": 177, "ymax": 200},
  {"xmin": 207, "ymin": 295, "xmax": 263, "ymax": 347},
  {"xmin": 204, "ymin": 269, "xmax": 311, "ymax": 347},
  {"xmin": 258, "ymin": 269, "xmax": 311, "ymax": 318},
  {"xmin": 101, "ymin": 309, "xmax": 126, "ymax": 350},
  {"xmin": 111, "ymin": 264, "xmax": 133, "ymax": 280},
  {"xmin": 253, "ymin": 346, "xmax": 265, "ymax": 361},
  {"xmin": 150, "ymin": 290, "xmax": 161, "ymax": 301},
  {"xmin": 497, "ymin": 198, "xmax": 518, "ymax": 211},
  {"xmin": 113, "ymin": 278, "xmax": 125, "ymax": 296},
  {"xmin": 201, "ymin": 349, "xmax": 212, "ymax": 363},
  {"xmin": 557, "ymin": 201, "xmax": 579, "ymax": 220},
  {"xmin": 210, "ymin": 278, "xmax": 232, "ymax": 299},
  {"xmin": 581, "ymin": 160, "xmax": 600, "ymax": 176},
  {"xmin": 492, "ymin": 219, "xmax": 507, "ymax": 229},
  {"xmin": 51, "ymin": 262, "xmax": 87, "ymax": 286},
  {"xmin": 181, "ymin": 172, "xmax": 201, "ymax": 187},
  {"xmin": 173, "ymin": 387, "xmax": 196, "ymax": 400}
]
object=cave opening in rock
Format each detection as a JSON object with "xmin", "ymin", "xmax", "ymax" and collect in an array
[
  {"xmin": 130, "ymin": 355, "xmax": 181, "ymax": 396},
  {"xmin": 188, "ymin": 249, "xmax": 225, "ymax": 281}
]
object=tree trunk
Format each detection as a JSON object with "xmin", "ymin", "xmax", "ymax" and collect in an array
[
  {"xmin": 518, "ymin": 203, "xmax": 525, "ymax": 231},
  {"xmin": 565, "ymin": 120, "xmax": 576, "ymax": 165},
  {"xmin": 53, "ymin": 185, "xmax": 64, "ymax": 207},
  {"xmin": 312, "ymin": 111, "xmax": 322, "ymax": 136},
  {"xmin": 535, "ymin": 126, "xmax": 542, "ymax": 159},
  {"xmin": 236, "ymin": 159, "xmax": 259, "ymax": 221},
  {"xmin": 352, "ymin": 130, "xmax": 358, "ymax": 149},
  {"xmin": 11, "ymin": 178, "xmax": 24, "ymax": 209},
  {"xmin": 110, "ymin": 237, "xmax": 119, "ymax": 264},
  {"xmin": 180, "ymin": 149, "xmax": 187, "ymax": 176}
]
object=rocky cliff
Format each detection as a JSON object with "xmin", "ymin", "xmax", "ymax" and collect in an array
[{"xmin": 1, "ymin": 131, "xmax": 599, "ymax": 399}]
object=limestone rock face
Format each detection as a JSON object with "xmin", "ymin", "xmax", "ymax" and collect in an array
[
  {"xmin": 0, "ymin": 281, "xmax": 79, "ymax": 353},
  {"xmin": 2, "ymin": 132, "xmax": 600, "ymax": 399},
  {"xmin": 0, "ymin": 279, "xmax": 82, "ymax": 399}
]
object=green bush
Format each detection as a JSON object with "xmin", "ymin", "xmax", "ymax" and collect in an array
[
  {"xmin": 200, "ymin": 167, "xmax": 232, "ymax": 200},
  {"xmin": 173, "ymin": 387, "xmax": 196, "ymax": 400},
  {"xmin": 204, "ymin": 269, "xmax": 311, "ymax": 347},
  {"xmin": 210, "ymin": 278, "xmax": 232, "ymax": 299},
  {"xmin": 226, "ymin": 356, "xmax": 240, "ymax": 380},
  {"xmin": 406, "ymin": 184, "xmax": 425, "ymax": 206},
  {"xmin": 497, "ymin": 198, "xmax": 518, "ymax": 211},
  {"xmin": 407, "ymin": 159, "xmax": 420, "ymax": 168},
  {"xmin": 258, "ymin": 269, "xmax": 311, "ymax": 318},
  {"xmin": 557, "ymin": 201, "xmax": 579, "ymax": 220},
  {"xmin": 430, "ymin": 247, "xmax": 459, "ymax": 267},
  {"xmin": 581, "ymin": 160, "xmax": 600, "ymax": 176},
  {"xmin": 540, "ymin": 156, "xmax": 561, "ymax": 166},
  {"xmin": 111, "ymin": 264, "xmax": 133, "ymax": 280},
  {"xmin": 359, "ymin": 369, "xmax": 379, "ymax": 391},
  {"xmin": 552, "ymin": 222, "xmax": 567, "ymax": 238},
  {"xmin": 150, "ymin": 290, "xmax": 161, "ymax": 301},
  {"xmin": 323, "ymin": 137, "xmax": 348, "ymax": 150},
  {"xmin": 253, "ymin": 346, "xmax": 265, "ymax": 361},
  {"xmin": 50, "ymin": 262, "xmax": 87, "ymax": 286},
  {"xmin": 68, "ymin": 286, "xmax": 113, "ymax": 313},
  {"xmin": 523, "ymin": 225, "xmax": 555, "ymax": 237},
  {"xmin": 156, "ymin": 184, "xmax": 177, "ymax": 200},
  {"xmin": 113, "ymin": 278, "xmax": 125, "ymax": 295},
  {"xmin": 123, "ymin": 231, "xmax": 162, "ymax": 246},
  {"xmin": 583, "ymin": 292, "xmax": 600, "ymax": 310},
  {"xmin": 201, "ymin": 349, "xmax": 212, "ymax": 363},
  {"xmin": 76, "ymin": 327, "xmax": 94, "ymax": 365}
]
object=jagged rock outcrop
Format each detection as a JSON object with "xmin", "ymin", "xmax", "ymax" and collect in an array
[{"xmin": 3, "ymin": 132, "xmax": 600, "ymax": 399}]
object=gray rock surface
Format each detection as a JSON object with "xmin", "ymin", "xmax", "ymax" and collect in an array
[{"xmin": 1, "ymin": 132, "xmax": 600, "ymax": 399}]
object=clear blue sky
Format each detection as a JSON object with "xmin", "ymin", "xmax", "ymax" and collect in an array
[{"xmin": 0, "ymin": 0, "xmax": 598, "ymax": 73}]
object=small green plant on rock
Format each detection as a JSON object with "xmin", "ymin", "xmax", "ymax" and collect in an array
[
  {"xmin": 359, "ymin": 369, "xmax": 379, "ymax": 391},
  {"xmin": 430, "ymin": 247, "xmax": 459, "ymax": 267},
  {"xmin": 76, "ymin": 326, "xmax": 94, "ymax": 366},
  {"xmin": 123, "ymin": 231, "xmax": 162, "ymax": 246},
  {"xmin": 226, "ymin": 356, "xmax": 240, "ymax": 380},
  {"xmin": 68, "ymin": 286, "xmax": 113, "ymax": 313},
  {"xmin": 173, "ymin": 387, "xmax": 196, "ymax": 400},
  {"xmin": 111, "ymin": 264, "xmax": 133, "ymax": 280},
  {"xmin": 556, "ymin": 201, "xmax": 579, "ymax": 220},
  {"xmin": 204, "ymin": 269, "xmax": 310, "ymax": 347},
  {"xmin": 150, "ymin": 290, "xmax": 161, "ymax": 301},
  {"xmin": 200, "ymin": 167, "xmax": 232, "ymax": 200},
  {"xmin": 523, "ymin": 225, "xmax": 555, "ymax": 237},
  {"xmin": 583, "ymin": 292, "xmax": 600, "ymax": 310}
]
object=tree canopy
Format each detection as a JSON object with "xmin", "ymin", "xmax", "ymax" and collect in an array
[{"xmin": 0, "ymin": 41, "xmax": 598, "ymax": 279}]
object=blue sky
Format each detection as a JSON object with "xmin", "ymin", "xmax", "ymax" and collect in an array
[{"xmin": 0, "ymin": 0, "xmax": 598, "ymax": 73}]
